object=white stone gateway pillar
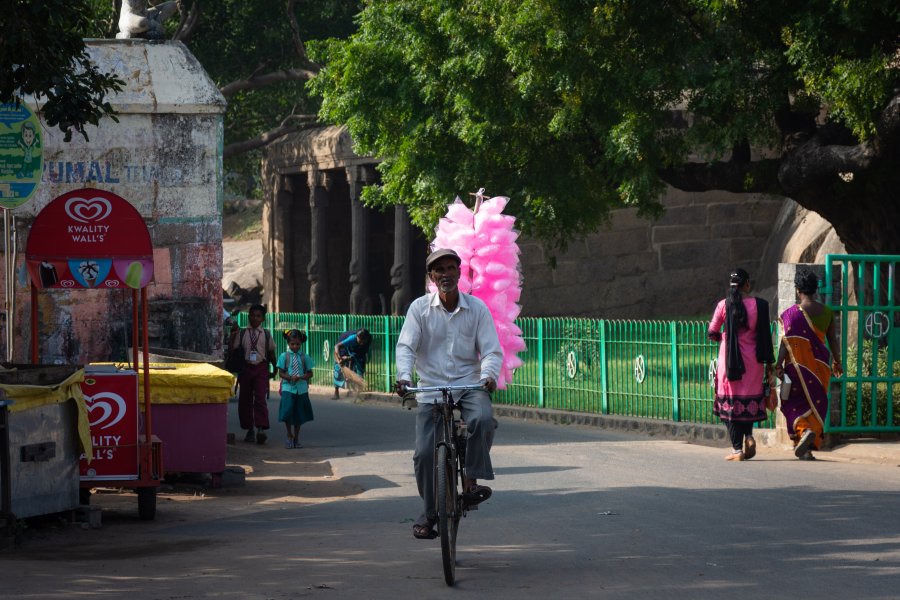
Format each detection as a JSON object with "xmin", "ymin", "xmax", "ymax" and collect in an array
[{"xmin": 14, "ymin": 40, "xmax": 226, "ymax": 363}]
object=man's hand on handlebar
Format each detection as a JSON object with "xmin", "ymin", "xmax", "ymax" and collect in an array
[
  {"xmin": 481, "ymin": 378, "xmax": 497, "ymax": 393},
  {"xmin": 395, "ymin": 380, "xmax": 411, "ymax": 397}
]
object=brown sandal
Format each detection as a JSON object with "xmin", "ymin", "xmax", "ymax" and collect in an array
[
  {"xmin": 413, "ymin": 521, "xmax": 437, "ymax": 539},
  {"xmin": 743, "ymin": 437, "xmax": 757, "ymax": 460},
  {"xmin": 463, "ymin": 484, "xmax": 492, "ymax": 506}
]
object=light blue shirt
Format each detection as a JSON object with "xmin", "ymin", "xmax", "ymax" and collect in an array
[
  {"xmin": 396, "ymin": 291, "xmax": 502, "ymax": 403},
  {"xmin": 277, "ymin": 350, "xmax": 314, "ymax": 394}
]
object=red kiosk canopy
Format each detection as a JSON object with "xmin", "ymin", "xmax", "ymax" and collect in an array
[{"xmin": 25, "ymin": 188, "xmax": 154, "ymax": 289}]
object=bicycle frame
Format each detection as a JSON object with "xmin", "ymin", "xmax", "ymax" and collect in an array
[
  {"xmin": 405, "ymin": 384, "xmax": 485, "ymax": 506},
  {"xmin": 405, "ymin": 383, "xmax": 484, "ymax": 585}
]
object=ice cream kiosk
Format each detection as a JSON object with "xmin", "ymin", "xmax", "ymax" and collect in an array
[{"xmin": 25, "ymin": 188, "xmax": 163, "ymax": 520}]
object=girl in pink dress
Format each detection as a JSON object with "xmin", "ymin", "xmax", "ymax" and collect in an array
[{"xmin": 708, "ymin": 268, "xmax": 776, "ymax": 461}]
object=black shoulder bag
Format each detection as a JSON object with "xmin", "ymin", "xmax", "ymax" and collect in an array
[{"xmin": 225, "ymin": 330, "xmax": 247, "ymax": 373}]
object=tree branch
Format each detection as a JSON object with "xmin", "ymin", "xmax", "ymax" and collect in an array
[
  {"xmin": 659, "ymin": 158, "xmax": 783, "ymax": 194},
  {"xmin": 223, "ymin": 118, "xmax": 317, "ymax": 159},
  {"xmin": 875, "ymin": 90, "xmax": 900, "ymax": 145},
  {"xmin": 778, "ymin": 91, "xmax": 900, "ymax": 195},
  {"xmin": 219, "ymin": 68, "xmax": 318, "ymax": 97},
  {"xmin": 662, "ymin": 91, "xmax": 900, "ymax": 196},
  {"xmin": 286, "ymin": 0, "xmax": 308, "ymax": 62},
  {"xmin": 777, "ymin": 137, "xmax": 879, "ymax": 194},
  {"xmin": 173, "ymin": 0, "xmax": 201, "ymax": 42}
]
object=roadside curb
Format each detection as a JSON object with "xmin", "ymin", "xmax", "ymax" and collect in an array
[
  {"xmin": 311, "ymin": 385, "xmax": 900, "ymax": 467},
  {"xmin": 313, "ymin": 385, "xmax": 750, "ymax": 447}
]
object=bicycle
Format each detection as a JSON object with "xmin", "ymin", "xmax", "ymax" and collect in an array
[{"xmin": 402, "ymin": 383, "xmax": 487, "ymax": 586}]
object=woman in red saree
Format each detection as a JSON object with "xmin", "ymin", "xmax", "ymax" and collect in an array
[{"xmin": 775, "ymin": 269, "xmax": 842, "ymax": 460}]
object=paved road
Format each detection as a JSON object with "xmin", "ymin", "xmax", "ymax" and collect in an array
[{"xmin": 3, "ymin": 392, "xmax": 900, "ymax": 599}]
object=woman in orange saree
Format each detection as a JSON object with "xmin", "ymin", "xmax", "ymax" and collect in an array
[{"xmin": 775, "ymin": 269, "xmax": 842, "ymax": 460}]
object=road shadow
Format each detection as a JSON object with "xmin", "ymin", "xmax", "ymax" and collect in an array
[{"xmin": 5, "ymin": 484, "xmax": 900, "ymax": 599}]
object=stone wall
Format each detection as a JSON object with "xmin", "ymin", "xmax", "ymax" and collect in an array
[
  {"xmin": 258, "ymin": 128, "xmax": 847, "ymax": 320},
  {"xmin": 519, "ymin": 189, "xmax": 784, "ymax": 319},
  {"xmin": 5, "ymin": 40, "xmax": 226, "ymax": 363}
]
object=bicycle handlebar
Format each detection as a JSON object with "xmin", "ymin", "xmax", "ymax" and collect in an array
[{"xmin": 404, "ymin": 384, "xmax": 486, "ymax": 393}]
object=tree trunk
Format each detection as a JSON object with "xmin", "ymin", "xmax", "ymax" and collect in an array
[{"xmin": 790, "ymin": 145, "xmax": 900, "ymax": 257}]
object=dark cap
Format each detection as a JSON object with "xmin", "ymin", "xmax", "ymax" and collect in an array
[{"xmin": 425, "ymin": 248, "xmax": 461, "ymax": 271}]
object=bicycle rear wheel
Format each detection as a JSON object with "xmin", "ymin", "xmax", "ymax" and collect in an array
[{"xmin": 437, "ymin": 444, "xmax": 458, "ymax": 586}]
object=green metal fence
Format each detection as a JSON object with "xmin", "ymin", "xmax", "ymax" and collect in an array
[
  {"xmin": 237, "ymin": 311, "xmax": 776, "ymax": 427},
  {"xmin": 824, "ymin": 254, "xmax": 900, "ymax": 433}
]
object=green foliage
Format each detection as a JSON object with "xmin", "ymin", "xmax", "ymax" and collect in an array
[
  {"xmin": 844, "ymin": 341, "xmax": 900, "ymax": 427},
  {"xmin": 184, "ymin": 0, "xmax": 361, "ymax": 182},
  {"xmin": 2, "ymin": 0, "xmax": 123, "ymax": 141},
  {"xmin": 313, "ymin": 0, "xmax": 900, "ymax": 249},
  {"xmin": 783, "ymin": 4, "xmax": 898, "ymax": 138}
]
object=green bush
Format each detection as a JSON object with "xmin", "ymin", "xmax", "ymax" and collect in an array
[{"xmin": 843, "ymin": 341, "xmax": 900, "ymax": 427}]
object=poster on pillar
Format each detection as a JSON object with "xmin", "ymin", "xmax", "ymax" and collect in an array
[
  {"xmin": 25, "ymin": 188, "xmax": 154, "ymax": 289},
  {"xmin": 0, "ymin": 102, "xmax": 44, "ymax": 208}
]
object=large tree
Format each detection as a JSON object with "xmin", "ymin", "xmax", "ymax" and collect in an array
[
  {"xmin": 2, "ymin": 1, "xmax": 122, "ymax": 141},
  {"xmin": 83, "ymin": 0, "xmax": 361, "ymax": 191},
  {"xmin": 312, "ymin": 0, "xmax": 900, "ymax": 255}
]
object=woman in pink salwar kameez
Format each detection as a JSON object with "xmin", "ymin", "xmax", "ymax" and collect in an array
[{"xmin": 708, "ymin": 268, "xmax": 776, "ymax": 461}]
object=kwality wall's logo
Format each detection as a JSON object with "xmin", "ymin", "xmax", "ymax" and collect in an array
[
  {"xmin": 84, "ymin": 391, "xmax": 128, "ymax": 430},
  {"xmin": 64, "ymin": 195, "xmax": 113, "ymax": 224}
]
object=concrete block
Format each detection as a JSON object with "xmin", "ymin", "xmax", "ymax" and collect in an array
[
  {"xmin": 711, "ymin": 222, "xmax": 754, "ymax": 238},
  {"xmin": 614, "ymin": 252, "xmax": 659, "ymax": 276},
  {"xmin": 652, "ymin": 205, "xmax": 708, "ymax": 226},
  {"xmin": 730, "ymin": 237, "xmax": 765, "ymax": 263},
  {"xmin": 76, "ymin": 505, "xmax": 102, "ymax": 529},
  {"xmin": 588, "ymin": 229, "xmax": 652, "ymax": 256},
  {"xmin": 751, "ymin": 221, "xmax": 778, "ymax": 237},
  {"xmin": 658, "ymin": 239, "xmax": 731, "ymax": 270},
  {"xmin": 707, "ymin": 199, "xmax": 781, "ymax": 224},
  {"xmin": 661, "ymin": 187, "xmax": 701, "ymax": 206},
  {"xmin": 152, "ymin": 221, "xmax": 223, "ymax": 246},
  {"xmin": 646, "ymin": 266, "xmax": 723, "ymax": 315},
  {"xmin": 609, "ymin": 207, "xmax": 651, "ymax": 230},
  {"xmin": 651, "ymin": 225, "xmax": 710, "ymax": 244},
  {"xmin": 220, "ymin": 466, "xmax": 247, "ymax": 488}
]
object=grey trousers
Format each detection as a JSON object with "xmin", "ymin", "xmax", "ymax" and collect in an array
[{"xmin": 413, "ymin": 388, "xmax": 494, "ymax": 523}]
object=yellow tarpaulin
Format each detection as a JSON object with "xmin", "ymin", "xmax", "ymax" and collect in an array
[
  {"xmin": 117, "ymin": 362, "xmax": 235, "ymax": 405},
  {"xmin": 0, "ymin": 369, "xmax": 92, "ymax": 460}
]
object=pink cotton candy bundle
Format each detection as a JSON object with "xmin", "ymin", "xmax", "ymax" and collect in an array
[{"xmin": 429, "ymin": 192, "xmax": 526, "ymax": 389}]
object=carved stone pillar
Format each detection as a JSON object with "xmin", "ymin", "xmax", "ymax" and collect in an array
[
  {"xmin": 271, "ymin": 174, "xmax": 295, "ymax": 312},
  {"xmin": 307, "ymin": 169, "xmax": 330, "ymax": 313},
  {"xmin": 391, "ymin": 204, "xmax": 416, "ymax": 315},
  {"xmin": 260, "ymin": 166, "xmax": 277, "ymax": 310},
  {"xmin": 347, "ymin": 165, "xmax": 375, "ymax": 314}
]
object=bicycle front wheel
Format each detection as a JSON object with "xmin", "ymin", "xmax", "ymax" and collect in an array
[{"xmin": 437, "ymin": 444, "xmax": 458, "ymax": 586}]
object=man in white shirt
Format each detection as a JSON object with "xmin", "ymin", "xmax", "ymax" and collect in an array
[{"xmin": 396, "ymin": 248, "xmax": 503, "ymax": 539}]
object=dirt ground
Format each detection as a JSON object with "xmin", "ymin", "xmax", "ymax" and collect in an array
[{"xmin": 2, "ymin": 434, "xmax": 361, "ymax": 555}]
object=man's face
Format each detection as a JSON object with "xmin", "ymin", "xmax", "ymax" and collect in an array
[
  {"xmin": 248, "ymin": 309, "xmax": 264, "ymax": 328},
  {"xmin": 22, "ymin": 127, "xmax": 34, "ymax": 146},
  {"xmin": 429, "ymin": 257, "xmax": 460, "ymax": 294}
]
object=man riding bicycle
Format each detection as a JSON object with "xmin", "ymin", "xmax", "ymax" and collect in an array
[{"xmin": 396, "ymin": 248, "xmax": 503, "ymax": 540}]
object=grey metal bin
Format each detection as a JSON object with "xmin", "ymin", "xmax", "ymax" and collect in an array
[{"xmin": 0, "ymin": 366, "xmax": 82, "ymax": 521}]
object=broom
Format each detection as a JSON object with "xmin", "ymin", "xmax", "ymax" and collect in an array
[{"xmin": 340, "ymin": 362, "xmax": 368, "ymax": 394}]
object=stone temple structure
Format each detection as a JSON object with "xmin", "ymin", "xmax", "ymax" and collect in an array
[
  {"xmin": 6, "ymin": 40, "xmax": 226, "ymax": 363},
  {"xmin": 260, "ymin": 126, "xmax": 846, "ymax": 319},
  {"xmin": 260, "ymin": 126, "xmax": 428, "ymax": 317}
]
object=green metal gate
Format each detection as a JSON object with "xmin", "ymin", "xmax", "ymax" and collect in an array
[{"xmin": 824, "ymin": 254, "xmax": 900, "ymax": 433}]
